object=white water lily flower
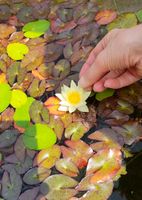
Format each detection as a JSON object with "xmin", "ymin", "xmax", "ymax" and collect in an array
[{"xmin": 55, "ymin": 80, "xmax": 91, "ymax": 113}]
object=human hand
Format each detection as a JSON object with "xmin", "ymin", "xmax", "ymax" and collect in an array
[{"xmin": 79, "ymin": 25, "xmax": 142, "ymax": 92}]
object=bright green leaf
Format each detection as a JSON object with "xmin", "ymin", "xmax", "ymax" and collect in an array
[
  {"xmin": 22, "ymin": 20, "xmax": 50, "ymax": 38},
  {"xmin": 95, "ymin": 88, "xmax": 115, "ymax": 101},
  {"xmin": 10, "ymin": 89, "xmax": 27, "ymax": 108},
  {"xmin": 0, "ymin": 83, "xmax": 11, "ymax": 113},
  {"xmin": 22, "ymin": 124, "xmax": 57, "ymax": 150},
  {"xmin": 7, "ymin": 42, "xmax": 29, "ymax": 60},
  {"xmin": 14, "ymin": 97, "xmax": 35, "ymax": 128}
]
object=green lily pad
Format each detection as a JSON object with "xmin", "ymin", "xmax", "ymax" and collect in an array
[
  {"xmin": 22, "ymin": 124, "xmax": 57, "ymax": 150},
  {"xmin": 14, "ymin": 97, "xmax": 35, "ymax": 128},
  {"xmin": 40, "ymin": 174, "xmax": 78, "ymax": 200},
  {"xmin": 95, "ymin": 88, "xmax": 115, "ymax": 101},
  {"xmin": 0, "ymin": 83, "xmax": 11, "ymax": 113},
  {"xmin": 22, "ymin": 20, "xmax": 50, "ymax": 38},
  {"xmin": 10, "ymin": 89, "xmax": 27, "ymax": 108},
  {"xmin": 7, "ymin": 42, "xmax": 29, "ymax": 60},
  {"xmin": 107, "ymin": 13, "xmax": 137, "ymax": 31},
  {"xmin": 136, "ymin": 9, "xmax": 142, "ymax": 23}
]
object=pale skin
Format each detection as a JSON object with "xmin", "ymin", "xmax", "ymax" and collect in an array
[{"xmin": 79, "ymin": 25, "xmax": 142, "ymax": 92}]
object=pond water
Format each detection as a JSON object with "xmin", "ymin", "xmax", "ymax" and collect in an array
[{"xmin": 0, "ymin": 1, "xmax": 142, "ymax": 200}]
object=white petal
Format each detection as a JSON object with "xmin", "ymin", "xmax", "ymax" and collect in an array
[
  {"xmin": 59, "ymin": 100, "xmax": 70, "ymax": 106},
  {"xmin": 69, "ymin": 106, "xmax": 76, "ymax": 113},
  {"xmin": 70, "ymin": 80, "xmax": 77, "ymax": 88},
  {"xmin": 55, "ymin": 93, "xmax": 65, "ymax": 101},
  {"xmin": 58, "ymin": 106, "xmax": 68, "ymax": 112},
  {"xmin": 83, "ymin": 91, "xmax": 91, "ymax": 100},
  {"xmin": 78, "ymin": 105, "xmax": 89, "ymax": 112},
  {"xmin": 62, "ymin": 85, "xmax": 70, "ymax": 93}
]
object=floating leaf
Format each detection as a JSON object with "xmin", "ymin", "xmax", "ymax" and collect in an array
[
  {"xmin": 30, "ymin": 100, "xmax": 49, "ymax": 124},
  {"xmin": 55, "ymin": 158, "xmax": 79, "ymax": 177},
  {"xmin": 116, "ymin": 99, "xmax": 134, "ymax": 114},
  {"xmin": 7, "ymin": 62, "xmax": 27, "ymax": 86},
  {"xmin": 136, "ymin": 9, "xmax": 142, "ymax": 22},
  {"xmin": 107, "ymin": 13, "xmax": 137, "ymax": 31},
  {"xmin": 61, "ymin": 140, "xmax": 93, "ymax": 169},
  {"xmin": 1, "ymin": 169, "xmax": 22, "ymax": 200},
  {"xmin": 34, "ymin": 145, "xmax": 61, "ymax": 169},
  {"xmin": 10, "ymin": 89, "xmax": 27, "ymax": 108},
  {"xmin": 23, "ymin": 167, "xmax": 51, "ymax": 185},
  {"xmin": 22, "ymin": 20, "xmax": 50, "ymax": 38},
  {"xmin": 65, "ymin": 122, "xmax": 87, "ymax": 141},
  {"xmin": 112, "ymin": 121, "xmax": 142, "ymax": 145},
  {"xmin": 44, "ymin": 97, "xmax": 66, "ymax": 115},
  {"xmin": 19, "ymin": 187, "xmax": 39, "ymax": 200},
  {"xmin": 0, "ymin": 129, "xmax": 18, "ymax": 148},
  {"xmin": 14, "ymin": 136, "xmax": 26, "ymax": 162},
  {"xmin": 49, "ymin": 115, "xmax": 64, "ymax": 140},
  {"xmin": 78, "ymin": 180, "xmax": 113, "ymax": 200},
  {"xmin": 27, "ymin": 78, "xmax": 46, "ymax": 98},
  {"xmin": 7, "ymin": 42, "xmax": 29, "ymax": 60},
  {"xmin": 14, "ymin": 97, "xmax": 35, "ymax": 128},
  {"xmin": 96, "ymin": 88, "xmax": 115, "ymax": 101},
  {"xmin": 22, "ymin": 124, "xmax": 57, "ymax": 150},
  {"xmin": 0, "ymin": 107, "xmax": 14, "ymax": 131},
  {"xmin": 95, "ymin": 10, "xmax": 117, "ymax": 25},
  {"xmin": 0, "ymin": 83, "xmax": 11, "ymax": 113},
  {"xmin": 40, "ymin": 174, "xmax": 78, "ymax": 200}
]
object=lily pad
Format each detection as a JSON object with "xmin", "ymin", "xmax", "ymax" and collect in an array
[
  {"xmin": 55, "ymin": 158, "xmax": 79, "ymax": 177},
  {"xmin": 19, "ymin": 187, "xmax": 39, "ymax": 200},
  {"xmin": 136, "ymin": 9, "xmax": 142, "ymax": 22},
  {"xmin": 10, "ymin": 89, "xmax": 27, "ymax": 108},
  {"xmin": 0, "ymin": 129, "xmax": 18, "ymax": 148},
  {"xmin": 107, "ymin": 13, "xmax": 137, "ymax": 31},
  {"xmin": 95, "ymin": 10, "xmax": 117, "ymax": 25},
  {"xmin": 22, "ymin": 123, "xmax": 57, "ymax": 150},
  {"xmin": 0, "ymin": 83, "xmax": 11, "ymax": 113},
  {"xmin": 65, "ymin": 122, "xmax": 87, "ymax": 141},
  {"xmin": 29, "ymin": 100, "xmax": 49, "ymax": 124},
  {"xmin": 1, "ymin": 169, "xmax": 22, "ymax": 200},
  {"xmin": 22, "ymin": 20, "xmax": 50, "ymax": 38},
  {"xmin": 7, "ymin": 42, "xmax": 29, "ymax": 60},
  {"xmin": 14, "ymin": 97, "xmax": 35, "ymax": 129},
  {"xmin": 34, "ymin": 145, "xmax": 61, "ymax": 169},
  {"xmin": 40, "ymin": 174, "xmax": 78, "ymax": 200},
  {"xmin": 95, "ymin": 88, "xmax": 115, "ymax": 101},
  {"xmin": 23, "ymin": 167, "xmax": 51, "ymax": 185}
]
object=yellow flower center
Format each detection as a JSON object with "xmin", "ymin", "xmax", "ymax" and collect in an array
[{"xmin": 67, "ymin": 91, "xmax": 81, "ymax": 105}]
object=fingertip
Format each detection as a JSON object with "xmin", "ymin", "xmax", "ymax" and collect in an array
[{"xmin": 93, "ymin": 82, "xmax": 106, "ymax": 92}]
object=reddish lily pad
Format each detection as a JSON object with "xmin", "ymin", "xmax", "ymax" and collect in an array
[
  {"xmin": 0, "ymin": 107, "xmax": 14, "ymax": 131},
  {"xmin": 95, "ymin": 10, "xmax": 117, "ymax": 25},
  {"xmin": 61, "ymin": 140, "xmax": 93, "ymax": 169},
  {"xmin": 55, "ymin": 158, "xmax": 79, "ymax": 177},
  {"xmin": 44, "ymin": 97, "xmax": 66, "ymax": 116},
  {"xmin": 33, "ymin": 145, "xmax": 61, "ymax": 169}
]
